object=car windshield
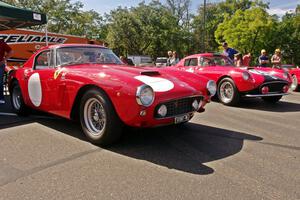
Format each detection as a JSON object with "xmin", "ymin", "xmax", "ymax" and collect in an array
[
  {"xmin": 281, "ymin": 65, "xmax": 295, "ymax": 69},
  {"xmin": 200, "ymin": 56, "xmax": 234, "ymax": 67},
  {"xmin": 56, "ymin": 46, "xmax": 123, "ymax": 66}
]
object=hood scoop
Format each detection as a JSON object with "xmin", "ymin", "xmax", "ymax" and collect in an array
[{"xmin": 140, "ymin": 70, "xmax": 160, "ymax": 76}]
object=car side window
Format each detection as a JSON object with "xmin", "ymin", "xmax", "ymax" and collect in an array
[
  {"xmin": 184, "ymin": 58, "xmax": 198, "ymax": 66},
  {"xmin": 199, "ymin": 57, "xmax": 212, "ymax": 67},
  {"xmin": 184, "ymin": 59, "xmax": 190, "ymax": 66},
  {"xmin": 34, "ymin": 50, "xmax": 53, "ymax": 70}
]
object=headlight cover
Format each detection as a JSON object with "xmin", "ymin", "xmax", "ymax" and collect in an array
[
  {"xmin": 136, "ymin": 85, "xmax": 155, "ymax": 107},
  {"xmin": 242, "ymin": 71, "xmax": 250, "ymax": 80},
  {"xmin": 206, "ymin": 80, "xmax": 217, "ymax": 96}
]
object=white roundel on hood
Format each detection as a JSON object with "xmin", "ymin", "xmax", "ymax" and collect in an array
[
  {"xmin": 134, "ymin": 75, "xmax": 174, "ymax": 92},
  {"xmin": 28, "ymin": 73, "xmax": 42, "ymax": 107}
]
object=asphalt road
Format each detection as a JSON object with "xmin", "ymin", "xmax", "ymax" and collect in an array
[{"xmin": 0, "ymin": 93, "xmax": 299, "ymax": 200}]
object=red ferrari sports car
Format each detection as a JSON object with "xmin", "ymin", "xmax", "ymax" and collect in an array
[
  {"xmin": 174, "ymin": 53, "xmax": 291, "ymax": 105},
  {"xmin": 280, "ymin": 64, "xmax": 300, "ymax": 91},
  {"xmin": 8, "ymin": 44, "xmax": 216, "ymax": 145}
]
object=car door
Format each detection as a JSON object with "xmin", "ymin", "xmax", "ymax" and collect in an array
[{"xmin": 24, "ymin": 49, "xmax": 57, "ymax": 112}]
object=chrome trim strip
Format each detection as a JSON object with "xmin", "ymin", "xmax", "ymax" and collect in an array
[{"xmin": 245, "ymin": 93, "xmax": 289, "ymax": 97}]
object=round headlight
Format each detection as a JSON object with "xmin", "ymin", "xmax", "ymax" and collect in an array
[
  {"xmin": 157, "ymin": 104, "xmax": 167, "ymax": 117},
  {"xmin": 136, "ymin": 85, "xmax": 155, "ymax": 107},
  {"xmin": 242, "ymin": 72, "xmax": 250, "ymax": 80},
  {"xmin": 283, "ymin": 72, "xmax": 289, "ymax": 79},
  {"xmin": 192, "ymin": 100, "xmax": 199, "ymax": 110},
  {"xmin": 206, "ymin": 80, "xmax": 216, "ymax": 96}
]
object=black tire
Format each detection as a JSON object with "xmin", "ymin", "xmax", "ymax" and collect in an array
[
  {"xmin": 217, "ymin": 78, "xmax": 240, "ymax": 106},
  {"xmin": 10, "ymin": 81, "xmax": 28, "ymax": 116},
  {"xmin": 262, "ymin": 96, "xmax": 282, "ymax": 103},
  {"xmin": 79, "ymin": 89, "xmax": 123, "ymax": 146}
]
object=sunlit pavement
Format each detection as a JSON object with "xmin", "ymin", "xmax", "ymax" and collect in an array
[{"xmin": 0, "ymin": 93, "xmax": 299, "ymax": 200}]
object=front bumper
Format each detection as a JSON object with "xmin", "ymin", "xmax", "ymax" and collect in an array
[
  {"xmin": 245, "ymin": 93, "xmax": 289, "ymax": 97},
  {"xmin": 242, "ymin": 81, "xmax": 289, "ymax": 98}
]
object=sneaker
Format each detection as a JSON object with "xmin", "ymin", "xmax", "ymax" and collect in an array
[{"xmin": 0, "ymin": 100, "xmax": 5, "ymax": 104}]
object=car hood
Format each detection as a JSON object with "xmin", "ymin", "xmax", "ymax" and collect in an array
[{"xmin": 64, "ymin": 64, "xmax": 210, "ymax": 97}]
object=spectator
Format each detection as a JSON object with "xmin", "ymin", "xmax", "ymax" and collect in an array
[
  {"xmin": 234, "ymin": 53, "xmax": 243, "ymax": 67},
  {"xmin": 242, "ymin": 52, "xmax": 251, "ymax": 67},
  {"xmin": 271, "ymin": 49, "xmax": 282, "ymax": 68},
  {"xmin": 0, "ymin": 39, "xmax": 12, "ymax": 104},
  {"xmin": 166, "ymin": 51, "xmax": 173, "ymax": 66},
  {"xmin": 258, "ymin": 49, "xmax": 269, "ymax": 67},
  {"xmin": 222, "ymin": 42, "xmax": 238, "ymax": 61},
  {"xmin": 169, "ymin": 51, "xmax": 179, "ymax": 66}
]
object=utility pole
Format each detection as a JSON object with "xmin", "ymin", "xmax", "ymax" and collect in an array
[{"xmin": 202, "ymin": 0, "xmax": 206, "ymax": 52}]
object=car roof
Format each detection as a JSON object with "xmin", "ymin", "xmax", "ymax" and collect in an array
[
  {"xmin": 184, "ymin": 53, "xmax": 225, "ymax": 59},
  {"xmin": 40, "ymin": 43, "xmax": 108, "ymax": 51}
]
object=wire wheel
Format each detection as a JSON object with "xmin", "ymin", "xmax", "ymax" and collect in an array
[
  {"xmin": 219, "ymin": 81, "xmax": 234, "ymax": 104},
  {"xmin": 83, "ymin": 98, "xmax": 107, "ymax": 137},
  {"xmin": 12, "ymin": 85, "xmax": 22, "ymax": 110}
]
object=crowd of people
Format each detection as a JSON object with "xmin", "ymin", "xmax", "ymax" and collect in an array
[{"xmin": 222, "ymin": 42, "xmax": 283, "ymax": 68}]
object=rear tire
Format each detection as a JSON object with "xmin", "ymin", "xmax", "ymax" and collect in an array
[
  {"xmin": 217, "ymin": 78, "xmax": 240, "ymax": 106},
  {"xmin": 10, "ymin": 82, "xmax": 28, "ymax": 116},
  {"xmin": 79, "ymin": 89, "xmax": 123, "ymax": 146},
  {"xmin": 262, "ymin": 96, "xmax": 282, "ymax": 103}
]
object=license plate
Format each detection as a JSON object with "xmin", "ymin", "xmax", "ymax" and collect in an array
[{"xmin": 174, "ymin": 114, "xmax": 189, "ymax": 124}]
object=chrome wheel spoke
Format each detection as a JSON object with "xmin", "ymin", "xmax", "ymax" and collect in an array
[{"xmin": 83, "ymin": 98, "xmax": 106, "ymax": 137}]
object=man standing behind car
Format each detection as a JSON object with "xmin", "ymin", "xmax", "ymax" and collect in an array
[
  {"xmin": 222, "ymin": 42, "xmax": 238, "ymax": 62},
  {"xmin": 258, "ymin": 49, "xmax": 269, "ymax": 67},
  {"xmin": 0, "ymin": 39, "xmax": 12, "ymax": 104}
]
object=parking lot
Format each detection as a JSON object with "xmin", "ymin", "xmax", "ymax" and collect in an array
[{"xmin": 0, "ymin": 93, "xmax": 299, "ymax": 200}]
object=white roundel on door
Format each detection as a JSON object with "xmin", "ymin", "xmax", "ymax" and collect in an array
[
  {"xmin": 134, "ymin": 75, "xmax": 174, "ymax": 92},
  {"xmin": 28, "ymin": 73, "xmax": 42, "ymax": 107}
]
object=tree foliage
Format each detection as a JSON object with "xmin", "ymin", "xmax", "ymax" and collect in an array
[
  {"xmin": 106, "ymin": 1, "xmax": 183, "ymax": 57},
  {"xmin": 215, "ymin": 8, "xmax": 275, "ymax": 54}
]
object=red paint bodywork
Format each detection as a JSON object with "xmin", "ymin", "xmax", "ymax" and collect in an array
[
  {"xmin": 8, "ymin": 44, "xmax": 212, "ymax": 127},
  {"xmin": 175, "ymin": 53, "xmax": 292, "ymax": 95}
]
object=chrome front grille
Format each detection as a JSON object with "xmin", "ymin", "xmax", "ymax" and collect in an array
[{"xmin": 154, "ymin": 96, "xmax": 203, "ymax": 119}]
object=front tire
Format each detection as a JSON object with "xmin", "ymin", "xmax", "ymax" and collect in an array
[
  {"xmin": 262, "ymin": 96, "xmax": 282, "ymax": 103},
  {"xmin": 79, "ymin": 89, "xmax": 123, "ymax": 145},
  {"xmin": 10, "ymin": 82, "xmax": 28, "ymax": 116},
  {"xmin": 217, "ymin": 78, "xmax": 240, "ymax": 106}
]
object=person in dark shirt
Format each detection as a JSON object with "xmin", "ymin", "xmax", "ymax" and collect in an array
[
  {"xmin": 0, "ymin": 39, "xmax": 12, "ymax": 104},
  {"xmin": 258, "ymin": 49, "xmax": 269, "ymax": 67},
  {"xmin": 222, "ymin": 42, "xmax": 238, "ymax": 61}
]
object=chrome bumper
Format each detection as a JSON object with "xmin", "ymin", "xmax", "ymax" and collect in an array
[{"xmin": 245, "ymin": 93, "xmax": 289, "ymax": 97}]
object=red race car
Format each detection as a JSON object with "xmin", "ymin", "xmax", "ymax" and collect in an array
[
  {"xmin": 280, "ymin": 64, "xmax": 300, "ymax": 91},
  {"xmin": 8, "ymin": 44, "xmax": 216, "ymax": 145},
  {"xmin": 174, "ymin": 53, "xmax": 291, "ymax": 106}
]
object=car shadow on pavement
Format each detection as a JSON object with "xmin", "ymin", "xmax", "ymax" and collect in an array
[
  {"xmin": 236, "ymin": 98, "xmax": 300, "ymax": 112},
  {"xmin": 107, "ymin": 122, "xmax": 262, "ymax": 175}
]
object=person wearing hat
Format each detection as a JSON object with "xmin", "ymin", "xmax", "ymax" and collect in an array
[
  {"xmin": 222, "ymin": 42, "xmax": 238, "ymax": 61},
  {"xmin": 258, "ymin": 49, "xmax": 269, "ymax": 67},
  {"xmin": 271, "ymin": 49, "xmax": 282, "ymax": 68}
]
